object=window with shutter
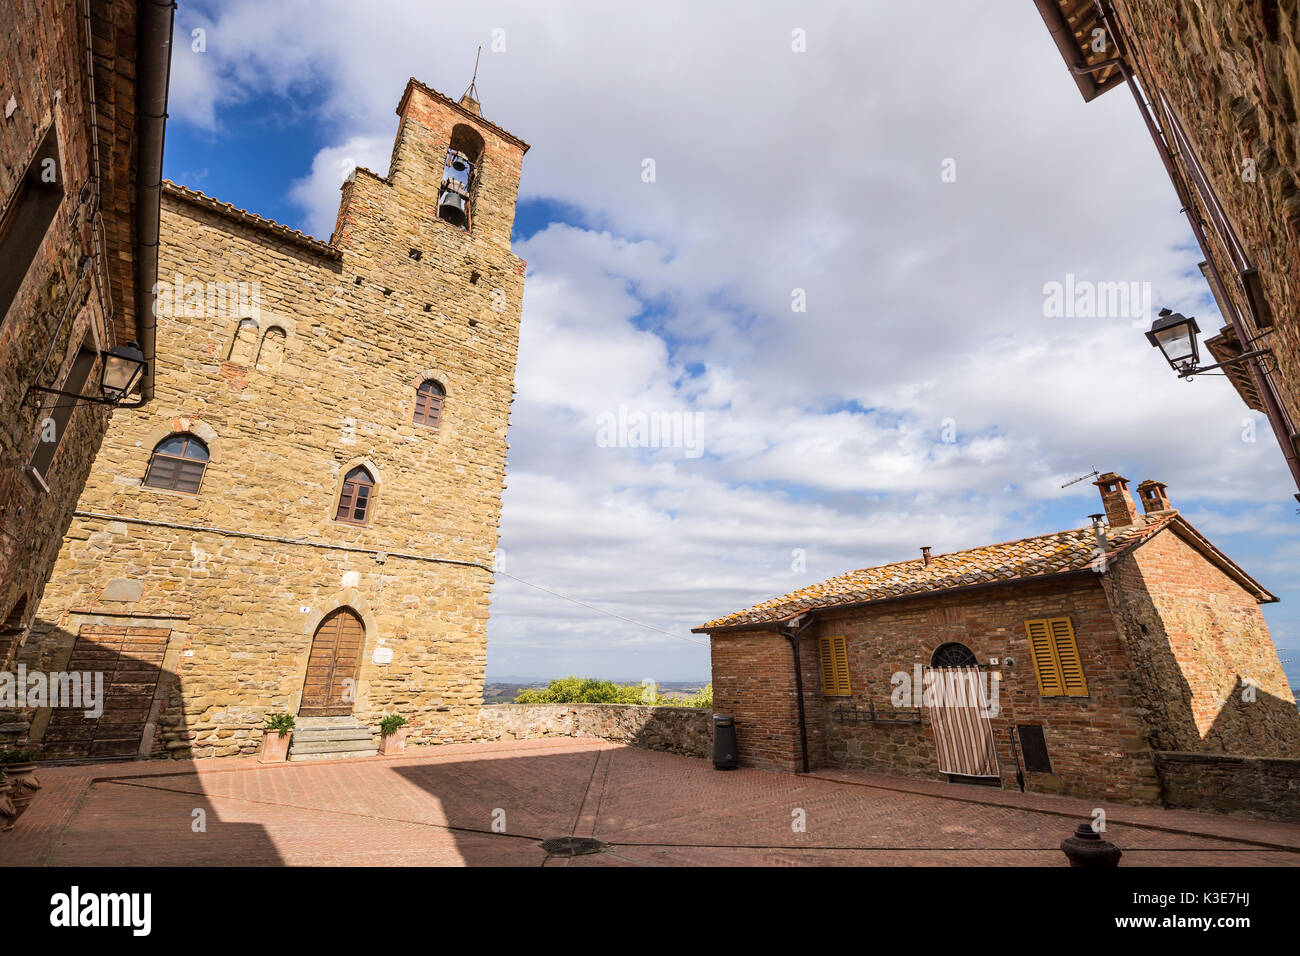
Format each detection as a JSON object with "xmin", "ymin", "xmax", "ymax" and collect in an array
[
  {"xmin": 1024, "ymin": 616, "xmax": 1088, "ymax": 698},
  {"xmin": 142, "ymin": 434, "xmax": 210, "ymax": 494},
  {"xmin": 818, "ymin": 635, "xmax": 851, "ymax": 696}
]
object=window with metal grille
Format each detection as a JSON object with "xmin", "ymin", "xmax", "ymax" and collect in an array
[
  {"xmin": 818, "ymin": 635, "xmax": 851, "ymax": 696},
  {"xmin": 334, "ymin": 466, "xmax": 375, "ymax": 525},
  {"xmin": 1024, "ymin": 617, "xmax": 1088, "ymax": 698},
  {"xmin": 413, "ymin": 379, "xmax": 444, "ymax": 429},
  {"xmin": 142, "ymin": 434, "xmax": 209, "ymax": 494},
  {"xmin": 931, "ymin": 642, "xmax": 977, "ymax": 668}
]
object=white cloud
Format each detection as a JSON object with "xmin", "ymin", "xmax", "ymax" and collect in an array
[{"xmin": 168, "ymin": 0, "xmax": 1298, "ymax": 678}]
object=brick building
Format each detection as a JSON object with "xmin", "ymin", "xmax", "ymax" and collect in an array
[
  {"xmin": 0, "ymin": 0, "xmax": 173, "ymax": 670},
  {"xmin": 696, "ymin": 475, "xmax": 1300, "ymax": 813},
  {"xmin": 3, "ymin": 79, "xmax": 529, "ymax": 760},
  {"xmin": 1033, "ymin": 0, "xmax": 1300, "ymax": 495}
]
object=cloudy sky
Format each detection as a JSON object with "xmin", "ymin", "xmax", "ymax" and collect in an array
[{"xmin": 164, "ymin": 1, "xmax": 1299, "ymax": 683}]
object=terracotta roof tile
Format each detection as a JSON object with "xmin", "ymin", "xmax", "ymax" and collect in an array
[
  {"xmin": 694, "ymin": 516, "xmax": 1175, "ymax": 631},
  {"xmin": 161, "ymin": 181, "xmax": 341, "ymax": 259}
]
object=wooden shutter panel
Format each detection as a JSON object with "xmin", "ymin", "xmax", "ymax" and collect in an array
[
  {"xmin": 1048, "ymin": 617, "xmax": 1088, "ymax": 697},
  {"xmin": 819, "ymin": 635, "xmax": 851, "ymax": 696},
  {"xmin": 1025, "ymin": 619, "xmax": 1065, "ymax": 697}
]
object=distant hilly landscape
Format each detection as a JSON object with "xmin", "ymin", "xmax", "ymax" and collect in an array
[{"xmin": 484, "ymin": 679, "xmax": 710, "ymax": 704}]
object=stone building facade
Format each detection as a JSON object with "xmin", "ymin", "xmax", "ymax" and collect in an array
[
  {"xmin": 1034, "ymin": 0, "xmax": 1300, "ymax": 494},
  {"xmin": 0, "ymin": 0, "xmax": 172, "ymax": 672},
  {"xmin": 5, "ymin": 79, "xmax": 529, "ymax": 759},
  {"xmin": 697, "ymin": 475, "xmax": 1300, "ymax": 813}
]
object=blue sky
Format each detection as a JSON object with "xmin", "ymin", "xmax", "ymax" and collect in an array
[{"xmin": 163, "ymin": 1, "xmax": 1299, "ymax": 685}]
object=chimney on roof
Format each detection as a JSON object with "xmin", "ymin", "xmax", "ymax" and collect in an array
[
  {"xmin": 1089, "ymin": 513, "xmax": 1108, "ymax": 553},
  {"xmin": 920, "ymin": 546, "xmax": 933, "ymax": 566},
  {"xmin": 1136, "ymin": 479, "xmax": 1172, "ymax": 514},
  {"xmin": 458, "ymin": 93, "xmax": 481, "ymax": 116},
  {"xmin": 1093, "ymin": 472, "xmax": 1139, "ymax": 529}
]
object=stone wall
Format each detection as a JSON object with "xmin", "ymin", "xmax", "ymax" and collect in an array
[
  {"xmin": 1153, "ymin": 751, "xmax": 1300, "ymax": 823},
  {"xmin": 479, "ymin": 704, "xmax": 713, "ymax": 758},
  {"xmin": 0, "ymin": 0, "xmax": 137, "ymax": 670},
  {"xmin": 4, "ymin": 81, "xmax": 529, "ymax": 758},
  {"xmin": 1102, "ymin": 523, "xmax": 1300, "ymax": 757},
  {"xmin": 1119, "ymin": 1, "xmax": 1300, "ymax": 453}
]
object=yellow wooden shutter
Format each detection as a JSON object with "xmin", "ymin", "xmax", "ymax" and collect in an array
[
  {"xmin": 1048, "ymin": 617, "xmax": 1088, "ymax": 697},
  {"xmin": 819, "ymin": 635, "xmax": 851, "ymax": 696},
  {"xmin": 1025, "ymin": 618, "xmax": 1065, "ymax": 697},
  {"xmin": 1024, "ymin": 617, "xmax": 1088, "ymax": 698}
]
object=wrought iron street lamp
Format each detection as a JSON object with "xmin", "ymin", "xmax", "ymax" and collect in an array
[
  {"xmin": 1146, "ymin": 308, "xmax": 1270, "ymax": 379},
  {"xmin": 26, "ymin": 340, "xmax": 148, "ymax": 407}
]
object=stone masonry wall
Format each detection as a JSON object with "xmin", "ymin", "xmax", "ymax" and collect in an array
[
  {"xmin": 6, "ymin": 82, "xmax": 528, "ymax": 757},
  {"xmin": 1153, "ymin": 751, "xmax": 1300, "ymax": 823},
  {"xmin": 479, "ymin": 703, "xmax": 713, "ymax": 758},
  {"xmin": 1102, "ymin": 523, "xmax": 1300, "ymax": 757},
  {"xmin": 0, "ymin": 0, "xmax": 125, "ymax": 669},
  {"xmin": 1119, "ymin": 1, "xmax": 1300, "ymax": 439}
]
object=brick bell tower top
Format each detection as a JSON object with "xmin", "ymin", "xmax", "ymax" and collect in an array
[{"xmin": 332, "ymin": 77, "xmax": 530, "ymax": 254}]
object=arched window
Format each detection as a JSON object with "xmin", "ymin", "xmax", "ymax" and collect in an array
[
  {"xmin": 437, "ymin": 124, "xmax": 485, "ymax": 230},
  {"xmin": 931, "ymin": 642, "xmax": 978, "ymax": 669},
  {"xmin": 143, "ymin": 434, "xmax": 210, "ymax": 493},
  {"xmin": 256, "ymin": 327, "xmax": 286, "ymax": 371},
  {"xmin": 334, "ymin": 466, "xmax": 375, "ymax": 525},
  {"xmin": 413, "ymin": 379, "xmax": 445, "ymax": 430}
]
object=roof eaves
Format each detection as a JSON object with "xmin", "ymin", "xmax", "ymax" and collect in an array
[{"xmin": 162, "ymin": 181, "xmax": 342, "ymax": 260}]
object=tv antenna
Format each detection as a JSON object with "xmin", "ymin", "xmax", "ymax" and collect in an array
[{"xmin": 1060, "ymin": 467, "xmax": 1100, "ymax": 489}]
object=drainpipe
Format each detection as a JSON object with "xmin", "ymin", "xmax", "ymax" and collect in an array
[
  {"xmin": 132, "ymin": 0, "xmax": 177, "ymax": 404},
  {"xmin": 781, "ymin": 614, "xmax": 816, "ymax": 774},
  {"xmin": 1093, "ymin": 0, "xmax": 1300, "ymax": 496}
]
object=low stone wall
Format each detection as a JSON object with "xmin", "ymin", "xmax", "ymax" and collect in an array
[
  {"xmin": 479, "ymin": 703, "xmax": 712, "ymax": 758},
  {"xmin": 1153, "ymin": 752, "xmax": 1300, "ymax": 822}
]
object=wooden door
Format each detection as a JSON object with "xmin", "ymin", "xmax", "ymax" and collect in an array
[
  {"xmin": 42, "ymin": 626, "xmax": 169, "ymax": 759},
  {"xmin": 299, "ymin": 608, "xmax": 364, "ymax": 716}
]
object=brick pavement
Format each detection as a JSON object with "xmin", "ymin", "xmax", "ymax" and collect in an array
[{"xmin": 2, "ymin": 739, "xmax": 1298, "ymax": 866}]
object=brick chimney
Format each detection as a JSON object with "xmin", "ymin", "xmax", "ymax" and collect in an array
[
  {"xmin": 1093, "ymin": 472, "xmax": 1139, "ymax": 528},
  {"xmin": 1136, "ymin": 479, "xmax": 1172, "ymax": 514}
]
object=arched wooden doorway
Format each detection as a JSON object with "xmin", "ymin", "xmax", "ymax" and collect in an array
[{"xmin": 299, "ymin": 607, "xmax": 365, "ymax": 716}]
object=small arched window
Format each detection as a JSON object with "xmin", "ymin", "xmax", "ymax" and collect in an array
[
  {"xmin": 335, "ymin": 466, "xmax": 375, "ymax": 525},
  {"xmin": 931, "ymin": 642, "xmax": 978, "ymax": 669},
  {"xmin": 143, "ymin": 434, "xmax": 210, "ymax": 493},
  {"xmin": 413, "ymin": 379, "xmax": 445, "ymax": 430}
]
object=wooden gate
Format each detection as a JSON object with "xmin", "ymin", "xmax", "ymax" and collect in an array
[
  {"xmin": 298, "ymin": 607, "xmax": 364, "ymax": 716},
  {"xmin": 42, "ymin": 625, "xmax": 169, "ymax": 759},
  {"xmin": 924, "ymin": 665, "xmax": 1000, "ymax": 780}
]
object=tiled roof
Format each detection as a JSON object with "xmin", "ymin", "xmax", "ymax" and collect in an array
[
  {"xmin": 694, "ymin": 516, "xmax": 1176, "ymax": 632},
  {"xmin": 161, "ymin": 181, "xmax": 342, "ymax": 259}
]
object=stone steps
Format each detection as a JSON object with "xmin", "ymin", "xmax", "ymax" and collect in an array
[{"xmin": 287, "ymin": 718, "xmax": 378, "ymax": 762}]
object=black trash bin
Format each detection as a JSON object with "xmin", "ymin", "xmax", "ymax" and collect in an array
[{"xmin": 712, "ymin": 714, "xmax": 738, "ymax": 770}]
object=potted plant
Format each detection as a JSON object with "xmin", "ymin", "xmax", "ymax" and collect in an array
[
  {"xmin": 260, "ymin": 713, "xmax": 295, "ymax": 763},
  {"xmin": 0, "ymin": 747, "xmax": 40, "ymax": 817},
  {"xmin": 378, "ymin": 714, "xmax": 408, "ymax": 755},
  {"xmin": 0, "ymin": 768, "xmax": 17, "ymax": 832}
]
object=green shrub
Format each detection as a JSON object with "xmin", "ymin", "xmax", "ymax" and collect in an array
[
  {"xmin": 514, "ymin": 678, "xmax": 712, "ymax": 709},
  {"xmin": 379, "ymin": 714, "xmax": 408, "ymax": 736},
  {"xmin": 0, "ymin": 747, "xmax": 39, "ymax": 763},
  {"xmin": 265, "ymin": 713, "xmax": 295, "ymax": 737}
]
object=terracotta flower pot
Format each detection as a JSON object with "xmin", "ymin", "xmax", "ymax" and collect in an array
[
  {"xmin": 0, "ymin": 780, "xmax": 19, "ymax": 832},
  {"xmin": 379, "ymin": 726, "xmax": 408, "ymax": 755},
  {"xmin": 259, "ymin": 730, "xmax": 292, "ymax": 763},
  {"xmin": 3, "ymin": 761, "xmax": 39, "ymax": 816}
]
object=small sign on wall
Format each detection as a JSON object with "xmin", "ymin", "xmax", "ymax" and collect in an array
[{"xmin": 372, "ymin": 646, "xmax": 393, "ymax": 665}]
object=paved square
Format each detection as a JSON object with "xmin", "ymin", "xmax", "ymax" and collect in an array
[{"xmin": 4, "ymin": 739, "xmax": 1298, "ymax": 866}]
